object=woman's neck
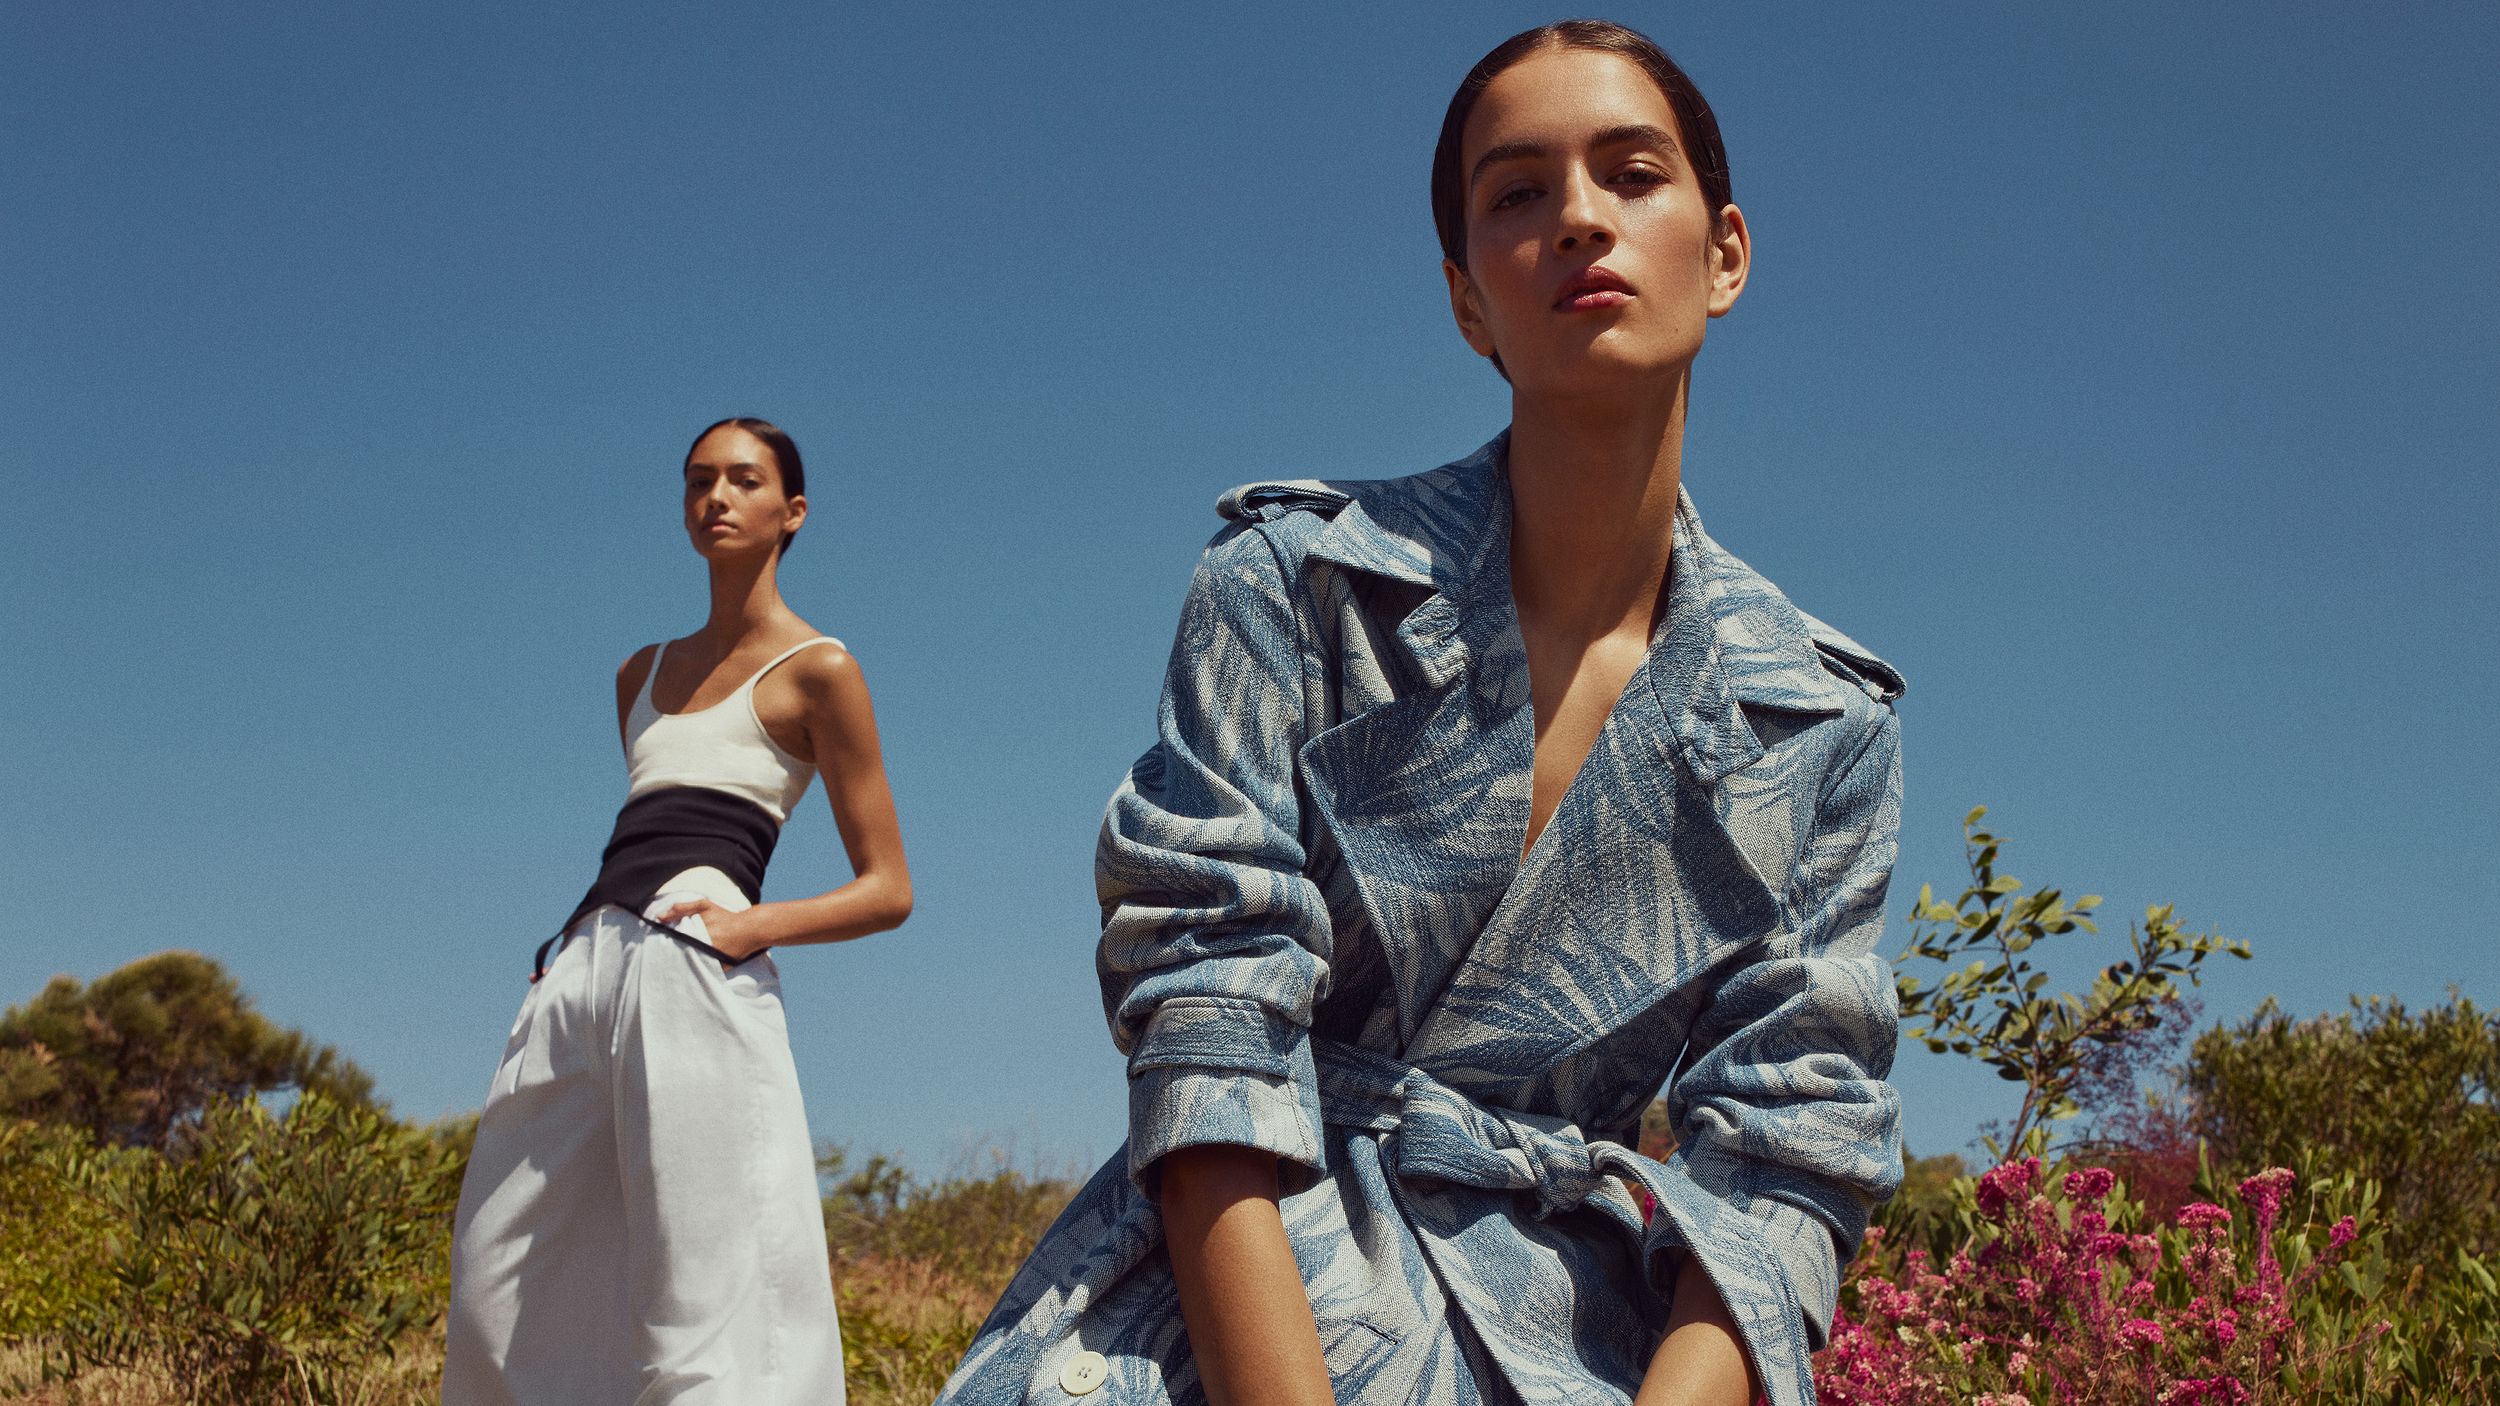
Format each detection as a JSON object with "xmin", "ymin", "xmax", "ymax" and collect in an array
[
  {"xmin": 1504, "ymin": 372, "xmax": 1690, "ymax": 644},
  {"xmin": 699, "ymin": 550, "xmax": 790, "ymax": 646}
]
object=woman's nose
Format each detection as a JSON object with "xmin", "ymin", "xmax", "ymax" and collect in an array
[{"xmin": 1554, "ymin": 172, "xmax": 1615, "ymax": 254}]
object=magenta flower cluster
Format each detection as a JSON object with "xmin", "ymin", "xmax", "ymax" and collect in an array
[{"xmin": 1815, "ymin": 1161, "xmax": 2381, "ymax": 1404}]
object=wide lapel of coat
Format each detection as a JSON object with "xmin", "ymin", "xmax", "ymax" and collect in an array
[
  {"xmin": 1405, "ymin": 491, "xmax": 1853, "ymax": 1101},
  {"xmin": 1295, "ymin": 436, "xmax": 1540, "ymax": 1051}
]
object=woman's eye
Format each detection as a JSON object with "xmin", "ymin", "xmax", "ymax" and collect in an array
[
  {"xmin": 1488, "ymin": 185, "xmax": 1538, "ymax": 213},
  {"xmin": 1613, "ymin": 167, "xmax": 1667, "ymax": 190}
]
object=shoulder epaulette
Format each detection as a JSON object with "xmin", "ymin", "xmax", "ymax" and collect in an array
[
  {"xmin": 1798, "ymin": 611, "xmax": 1907, "ymax": 704},
  {"xmin": 1215, "ymin": 480, "xmax": 1354, "ymax": 525}
]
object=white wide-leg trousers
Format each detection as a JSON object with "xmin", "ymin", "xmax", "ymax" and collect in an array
[{"xmin": 444, "ymin": 899, "xmax": 844, "ymax": 1406}]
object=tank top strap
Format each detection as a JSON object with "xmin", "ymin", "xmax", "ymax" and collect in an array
[
  {"xmin": 737, "ymin": 636, "xmax": 844, "ymax": 693},
  {"xmin": 632, "ymin": 642, "xmax": 670, "ymax": 713}
]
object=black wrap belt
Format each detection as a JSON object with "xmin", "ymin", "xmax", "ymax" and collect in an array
[{"xmin": 533, "ymin": 786, "xmax": 782, "ymax": 981}]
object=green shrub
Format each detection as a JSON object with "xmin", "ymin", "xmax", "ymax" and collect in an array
[
  {"xmin": 2186, "ymin": 993, "xmax": 2498, "ymax": 1269},
  {"xmin": 0, "ymin": 1119, "xmax": 133, "ymax": 1340},
  {"xmin": 39, "ymin": 1093, "xmax": 462, "ymax": 1406},
  {"xmin": 1872, "ymin": 1146, "xmax": 1973, "ymax": 1263}
]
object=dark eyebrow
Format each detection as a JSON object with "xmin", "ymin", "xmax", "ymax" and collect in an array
[
  {"xmin": 1469, "ymin": 124, "xmax": 1683, "ymax": 189},
  {"xmin": 1470, "ymin": 139, "xmax": 1546, "ymax": 188},
  {"xmin": 1592, "ymin": 123, "xmax": 1681, "ymax": 160}
]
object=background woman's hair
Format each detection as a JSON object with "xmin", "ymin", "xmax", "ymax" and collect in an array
[
  {"xmin": 1430, "ymin": 19, "xmax": 1732, "ymax": 271},
  {"xmin": 685, "ymin": 416, "xmax": 808, "ymax": 555}
]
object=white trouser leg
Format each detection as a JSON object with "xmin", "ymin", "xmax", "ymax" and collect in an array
[{"xmin": 445, "ymin": 904, "xmax": 844, "ymax": 1406}]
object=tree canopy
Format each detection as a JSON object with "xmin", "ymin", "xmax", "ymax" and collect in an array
[{"xmin": 0, "ymin": 950, "xmax": 375, "ymax": 1149}]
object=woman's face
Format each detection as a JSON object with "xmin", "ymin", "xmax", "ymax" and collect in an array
[
  {"xmin": 682, "ymin": 425, "xmax": 804, "ymax": 560},
  {"xmin": 1444, "ymin": 46, "xmax": 1748, "ymax": 398}
]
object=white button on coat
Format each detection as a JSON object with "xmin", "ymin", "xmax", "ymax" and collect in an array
[{"xmin": 1058, "ymin": 1349, "xmax": 1109, "ymax": 1396}]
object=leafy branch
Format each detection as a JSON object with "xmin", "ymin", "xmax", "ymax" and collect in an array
[{"xmin": 1894, "ymin": 807, "xmax": 2252, "ymax": 1156}]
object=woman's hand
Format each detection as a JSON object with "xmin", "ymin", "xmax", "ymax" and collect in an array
[{"xmin": 655, "ymin": 897, "xmax": 776, "ymax": 963}]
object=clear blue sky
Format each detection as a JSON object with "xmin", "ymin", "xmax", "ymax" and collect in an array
[{"xmin": 5, "ymin": 1, "xmax": 2494, "ymax": 1173}]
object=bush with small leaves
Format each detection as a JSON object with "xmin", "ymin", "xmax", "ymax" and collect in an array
[
  {"xmin": 2186, "ymin": 993, "xmax": 2498, "ymax": 1268},
  {"xmin": 0, "ymin": 1119, "xmax": 136, "ymax": 1341},
  {"xmin": 38, "ymin": 1093, "xmax": 463, "ymax": 1406},
  {"xmin": 1893, "ymin": 809, "xmax": 2250, "ymax": 1156}
]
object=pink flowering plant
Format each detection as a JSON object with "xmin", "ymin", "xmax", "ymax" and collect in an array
[
  {"xmin": 1816, "ymin": 1155, "xmax": 2402, "ymax": 1404},
  {"xmin": 1844, "ymin": 811, "xmax": 2500, "ymax": 1403}
]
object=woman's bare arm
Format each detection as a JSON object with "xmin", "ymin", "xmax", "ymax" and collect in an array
[
  {"xmin": 657, "ymin": 646, "xmax": 912, "ymax": 953},
  {"xmin": 1161, "ymin": 1144, "xmax": 1336, "ymax": 1406},
  {"xmin": 1633, "ymin": 1258, "xmax": 1760, "ymax": 1406}
]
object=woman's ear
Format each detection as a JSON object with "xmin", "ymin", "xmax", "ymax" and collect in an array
[
  {"xmin": 1706, "ymin": 204, "xmax": 1751, "ymax": 318},
  {"xmin": 1444, "ymin": 258, "xmax": 1499, "ymax": 359},
  {"xmin": 783, "ymin": 494, "xmax": 808, "ymax": 542}
]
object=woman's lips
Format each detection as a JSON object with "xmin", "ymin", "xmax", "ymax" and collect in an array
[{"xmin": 1554, "ymin": 266, "xmax": 1635, "ymax": 311}]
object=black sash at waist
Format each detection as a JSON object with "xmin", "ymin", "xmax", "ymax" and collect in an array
[{"xmin": 532, "ymin": 786, "xmax": 782, "ymax": 979}]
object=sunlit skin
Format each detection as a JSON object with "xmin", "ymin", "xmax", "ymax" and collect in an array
[
  {"xmin": 632, "ymin": 424, "xmax": 913, "ymax": 960},
  {"xmin": 1162, "ymin": 45, "xmax": 1758, "ymax": 1406}
]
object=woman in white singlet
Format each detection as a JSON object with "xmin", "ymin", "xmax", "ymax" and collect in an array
[{"xmin": 445, "ymin": 416, "xmax": 913, "ymax": 1406}]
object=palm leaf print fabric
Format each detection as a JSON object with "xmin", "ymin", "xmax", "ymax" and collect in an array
[{"xmin": 936, "ymin": 434, "xmax": 1906, "ymax": 1406}]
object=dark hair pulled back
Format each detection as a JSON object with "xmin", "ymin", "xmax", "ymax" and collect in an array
[
  {"xmin": 685, "ymin": 416, "xmax": 807, "ymax": 555},
  {"xmin": 1430, "ymin": 19, "xmax": 1732, "ymax": 271}
]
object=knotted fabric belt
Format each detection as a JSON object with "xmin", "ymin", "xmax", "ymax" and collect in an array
[
  {"xmin": 1307, "ymin": 1035, "xmax": 1820, "ymax": 1406},
  {"xmin": 1312, "ymin": 1036, "xmax": 1652, "ymax": 1223}
]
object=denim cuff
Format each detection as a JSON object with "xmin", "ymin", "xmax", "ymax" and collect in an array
[{"xmin": 1124, "ymin": 998, "xmax": 1324, "ymax": 1191}]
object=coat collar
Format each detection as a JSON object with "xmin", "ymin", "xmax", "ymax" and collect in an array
[{"xmin": 1303, "ymin": 432, "xmax": 1851, "ymax": 784}]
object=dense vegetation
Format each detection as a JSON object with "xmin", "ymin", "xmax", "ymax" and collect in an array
[
  {"xmin": 0, "ymin": 952, "xmax": 373, "ymax": 1150},
  {"xmin": 1, "ymin": 812, "xmax": 2491, "ymax": 1403}
]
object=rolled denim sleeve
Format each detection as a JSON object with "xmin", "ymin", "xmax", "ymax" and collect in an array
[
  {"xmin": 1097, "ymin": 522, "xmax": 1331, "ymax": 1191},
  {"xmin": 1644, "ymin": 707, "xmax": 1905, "ymax": 1402}
]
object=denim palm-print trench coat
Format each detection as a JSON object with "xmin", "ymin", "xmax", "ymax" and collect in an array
[{"xmin": 937, "ymin": 434, "xmax": 1905, "ymax": 1406}]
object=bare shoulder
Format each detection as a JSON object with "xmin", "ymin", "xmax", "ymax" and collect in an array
[
  {"xmin": 795, "ymin": 639, "xmax": 868, "ymax": 695},
  {"xmin": 612, "ymin": 642, "xmax": 662, "ymax": 735},
  {"xmin": 616, "ymin": 642, "xmax": 663, "ymax": 691},
  {"xmin": 775, "ymin": 633, "xmax": 881, "ymax": 762},
  {"xmin": 615, "ymin": 642, "xmax": 663, "ymax": 709}
]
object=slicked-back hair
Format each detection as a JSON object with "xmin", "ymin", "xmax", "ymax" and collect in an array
[
  {"xmin": 685, "ymin": 417, "xmax": 807, "ymax": 555},
  {"xmin": 1431, "ymin": 19, "xmax": 1732, "ymax": 272}
]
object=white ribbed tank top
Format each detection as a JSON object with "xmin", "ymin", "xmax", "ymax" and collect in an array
[{"xmin": 624, "ymin": 637, "xmax": 842, "ymax": 827}]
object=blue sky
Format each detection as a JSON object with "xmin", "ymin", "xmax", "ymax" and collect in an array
[{"xmin": 4, "ymin": 0, "xmax": 2493, "ymax": 1173}]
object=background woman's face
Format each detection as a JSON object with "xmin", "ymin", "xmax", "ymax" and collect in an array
[
  {"xmin": 682, "ymin": 425, "xmax": 803, "ymax": 560},
  {"xmin": 1446, "ymin": 46, "xmax": 1746, "ymax": 398}
]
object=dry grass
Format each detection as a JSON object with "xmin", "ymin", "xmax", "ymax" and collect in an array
[
  {"xmin": 836, "ymin": 1253, "xmax": 1001, "ymax": 1406},
  {"xmin": 1, "ymin": 1245, "xmax": 1017, "ymax": 1406},
  {"xmin": 0, "ymin": 1337, "xmax": 444, "ymax": 1406},
  {"xmin": 0, "ymin": 1144, "xmax": 1076, "ymax": 1406},
  {"xmin": 1, "ymin": 1259, "xmax": 998, "ymax": 1406}
]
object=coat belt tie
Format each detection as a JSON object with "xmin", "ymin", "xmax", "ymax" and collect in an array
[
  {"xmin": 1311, "ymin": 1036, "xmax": 1649, "ymax": 1223},
  {"xmin": 1308, "ymin": 1034, "xmax": 1819, "ymax": 1406}
]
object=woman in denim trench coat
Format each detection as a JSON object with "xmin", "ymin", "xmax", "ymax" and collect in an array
[{"xmin": 940, "ymin": 23, "xmax": 1903, "ymax": 1406}]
